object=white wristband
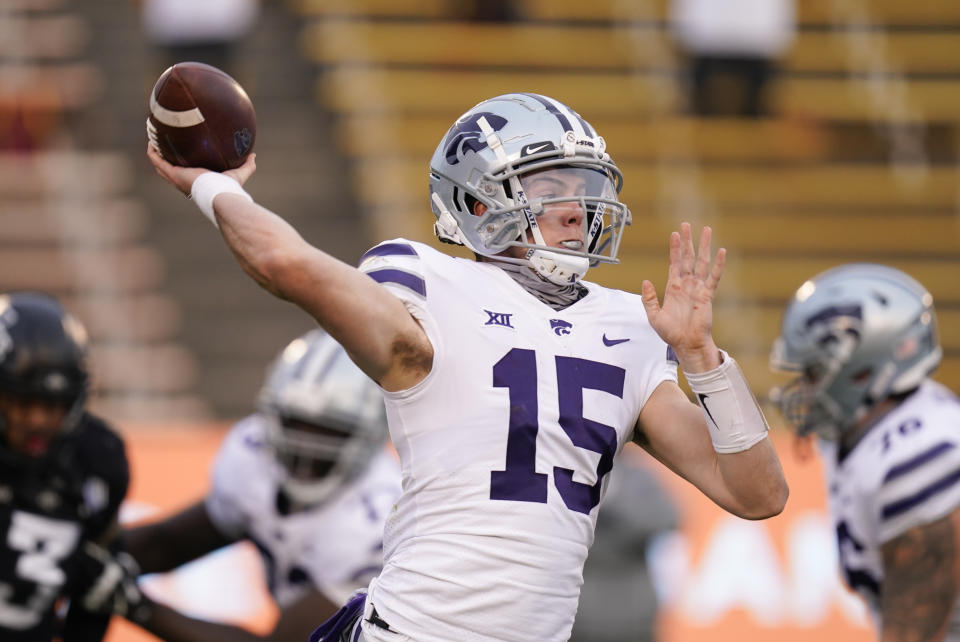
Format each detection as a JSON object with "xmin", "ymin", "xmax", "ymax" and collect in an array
[
  {"xmin": 684, "ymin": 350, "xmax": 770, "ymax": 454},
  {"xmin": 189, "ymin": 172, "xmax": 253, "ymax": 228}
]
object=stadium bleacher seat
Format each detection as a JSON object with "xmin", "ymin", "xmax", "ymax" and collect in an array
[
  {"xmin": 290, "ymin": 0, "xmax": 960, "ymax": 396},
  {"xmin": 0, "ymin": 0, "xmax": 211, "ymax": 419}
]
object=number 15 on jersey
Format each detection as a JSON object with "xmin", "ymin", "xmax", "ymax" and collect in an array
[{"xmin": 489, "ymin": 348, "xmax": 625, "ymax": 515}]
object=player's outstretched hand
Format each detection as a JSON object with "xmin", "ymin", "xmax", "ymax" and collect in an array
[
  {"xmin": 146, "ymin": 142, "xmax": 256, "ymax": 197},
  {"xmin": 76, "ymin": 541, "xmax": 154, "ymax": 625},
  {"xmin": 641, "ymin": 222, "xmax": 726, "ymax": 373}
]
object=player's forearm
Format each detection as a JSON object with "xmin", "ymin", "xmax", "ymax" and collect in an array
[
  {"xmin": 123, "ymin": 525, "xmax": 179, "ymax": 573},
  {"xmin": 880, "ymin": 512, "xmax": 960, "ymax": 642},
  {"xmin": 680, "ymin": 349, "xmax": 788, "ymax": 518},
  {"xmin": 212, "ymin": 194, "xmax": 308, "ymax": 300},
  {"xmin": 211, "ymin": 194, "xmax": 432, "ymax": 388},
  {"xmin": 882, "ymin": 595, "xmax": 955, "ymax": 640},
  {"xmin": 635, "ymin": 384, "xmax": 787, "ymax": 520},
  {"xmin": 881, "ymin": 623, "xmax": 950, "ymax": 642},
  {"xmin": 123, "ymin": 502, "xmax": 231, "ymax": 573},
  {"xmin": 60, "ymin": 604, "xmax": 112, "ymax": 642},
  {"xmin": 210, "ymin": 192, "xmax": 365, "ymax": 322},
  {"xmin": 139, "ymin": 602, "xmax": 270, "ymax": 642},
  {"xmin": 716, "ymin": 438, "xmax": 788, "ymax": 520}
]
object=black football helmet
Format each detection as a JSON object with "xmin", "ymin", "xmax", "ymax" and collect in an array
[{"xmin": 0, "ymin": 292, "xmax": 90, "ymax": 442}]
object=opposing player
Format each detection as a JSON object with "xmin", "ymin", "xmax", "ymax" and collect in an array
[
  {"xmin": 147, "ymin": 92, "xmax": 788, "ymax": 641},
  {"xmin": 771, "ymin": 264, "xmax": 960, "ymax": 641},
  {"xmin": 110, "ymin": 329, "xmax": 399, "ymax": 641},
  {"xmin": 0, "ymin": 292, "xmax": 131, "ymax": 641}
]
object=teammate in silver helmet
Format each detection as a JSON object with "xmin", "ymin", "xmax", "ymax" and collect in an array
[
  {"xmin": 771, "ymin": 263, "xmax": 960, "ymax": 641},
  {"xmin": 112, "ymin": 330, "xmax": 400, "ymax": 641}
]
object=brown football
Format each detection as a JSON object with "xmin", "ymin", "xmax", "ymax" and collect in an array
[{"xmin": 147, "ymin": 61, "xmax": 256, "ymax": 172}]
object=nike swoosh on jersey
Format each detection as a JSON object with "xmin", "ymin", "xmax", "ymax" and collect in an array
[{"xmin": 602, "ymin": 334, "xmax": 630, "ymax": 346}]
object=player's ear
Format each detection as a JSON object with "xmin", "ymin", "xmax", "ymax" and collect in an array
[{"xmin": 465, "ymin": 194, "xmax": 486, "ymax": 217}]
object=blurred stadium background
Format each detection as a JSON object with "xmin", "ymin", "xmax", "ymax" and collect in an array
[{"xmin": 2, "ymin": 0, "xmax": 958, "ymax": 640}]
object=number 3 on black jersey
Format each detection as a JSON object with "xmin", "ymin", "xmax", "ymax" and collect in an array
[
  {"xmin": 0, "ymin": 511, "xmax": 80, "ymax": 629},
  {"xmin": 489, "ymin": 348, "xmax": 625, "ymax": 514}
]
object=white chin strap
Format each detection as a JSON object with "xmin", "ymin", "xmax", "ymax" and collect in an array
[
  {"xmin": 523, "ymin": 211, "xmax": 589, "ymax": 284},
  {"xmin": 528, "ymin": 250, "xmax": 589, "ymax": 285}
]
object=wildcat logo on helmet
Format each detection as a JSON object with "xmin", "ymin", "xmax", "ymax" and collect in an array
[
  {"xmin": 804, "ymin": 304, "xmax": 863, "ymax": 347},
  {"xmin": 805, "ymin": 304, "xmax": 862, "ymax": 329},
  {"xmin": 443, "ymin": 112, "xmax": 508, "ymax": 165}
]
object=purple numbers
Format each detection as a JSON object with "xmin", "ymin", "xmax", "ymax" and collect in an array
[
  {"xmin": 555, "ymin": 356, "xmax": 624, "ymax": 513},
  {"xmin": 489, "ymin": 349, "xmax": 625, "ymax": 514},
  {"xmin": 836, "ymin": 520, "xmax": 880, "ymax": 597},
  {"xmin": 490, "ymin": 348, "xmax": 548, "ymax": 503}
]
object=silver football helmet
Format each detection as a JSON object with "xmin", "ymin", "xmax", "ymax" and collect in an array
[
  {"xmin": 258, "ymin": 329, "xmax": 388, "ymax": 506},
  {"xmin": 429, "ymin": 93, "xmax": 631, "ymax": 285},
  {"xmin": 770, "ymin": 264, "xmax": 941, "ymax": 440}
]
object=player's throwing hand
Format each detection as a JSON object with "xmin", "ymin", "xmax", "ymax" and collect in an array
[{"xmin": 147, "ymin": 143, "xmax": 256, "ymax": 197}]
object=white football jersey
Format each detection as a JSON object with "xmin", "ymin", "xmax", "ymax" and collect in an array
[
  {"xmin": 204, "ymin": 415, "xmax": 401, "ymax": 607},
  {"xmin": 819, "ymin": 380, "xmax": 960, "ymax": 633},
  {"xmin": 357, "ymin": 240, "xmax": 677, "ymax": 642}
]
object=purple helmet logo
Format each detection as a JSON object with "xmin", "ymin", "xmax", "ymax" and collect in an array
[
  {"xmin": 443, "ymin": 112, "xmax": 508, "ymax": 165},
  {"xmin": 805, "ymin": 304, "xmax": 862, "ymax": 330},
  {"xmin": 805, "ymin": 304, "xmax": 863, "ymax": 345}
]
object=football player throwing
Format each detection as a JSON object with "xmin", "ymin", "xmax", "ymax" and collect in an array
[{"xmin": 147, "ymin": 92, "xmax": 788, "ymax": 642}]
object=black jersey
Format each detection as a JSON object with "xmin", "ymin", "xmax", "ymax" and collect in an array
[{"xmin": 0, "ymin": 412, "xmax": 129, "ymax": 641}]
